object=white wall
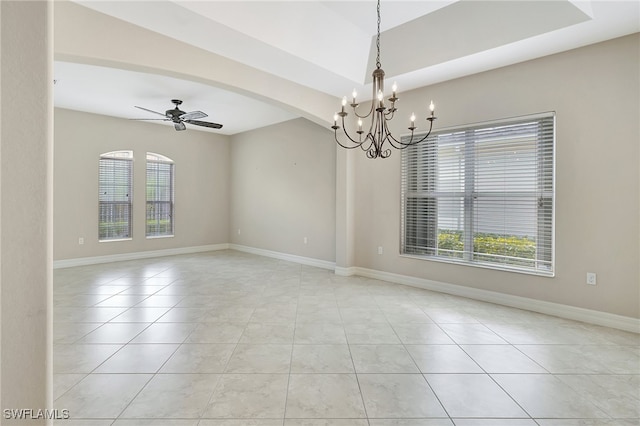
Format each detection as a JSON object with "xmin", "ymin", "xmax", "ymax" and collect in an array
[
  {"xmin": 54, "ymin": 108, "xmax": 230, "ymax": 261},
  {"xmin": 351, "ymin": 34, "xmax": 639, "ymax": 319},
  {"xmin": 1, "ymin": 1, "xmax": 52, "ymax": 421},
  {"xmin": 230, "ymin": 118, "xmax": 336, "ymax": 262}
]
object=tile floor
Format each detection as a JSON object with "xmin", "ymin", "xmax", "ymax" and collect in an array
[{"xmin": 53, "ymin": 250, "xmax": 640, "ymax": 426}]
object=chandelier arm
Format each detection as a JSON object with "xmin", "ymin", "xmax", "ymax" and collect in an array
[
  {"xmin": 362, "ymin": 133, "xmax": 377, "ymax": 153},
  {"xmin": 383, "ymin": 108, "xmax": 396, "ymax": 120},
  {"xmin": 336, "ymin": 115, "xmax": 374, "ymax": 148},
  {"xmin": 352, "ymin": 102, "xmax": 375, "ymax": 120},
  {"xmin": 380, "ymin": 121, "xmax": 403, "ymax": 150},
  {"xmin": 403, "ymin": 119, "xmax": 435, "ymax": 146},
  {"xmin": 375, "ymin": 125, "xmax": 393, "ymax": 158},
  {"xmin": 385, "ymin": 119, "xmax": 435, "ymax": 149},
  {"xmin": 334, "ymin": 131, "xmax": 364, "ymax": 150}
]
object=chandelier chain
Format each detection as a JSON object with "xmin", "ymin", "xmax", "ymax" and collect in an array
[{"xmin": 376, "ymin": 0, "xmax": 381, "ymax": 69}]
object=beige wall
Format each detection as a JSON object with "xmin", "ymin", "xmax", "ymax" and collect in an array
[
  {"xmin": 51, "ymin": 34, "xmax": 639, "ymax": 321},
  {"xmin": 1, "ymin": 1, "xmax": 52, "ymax": 422},
  {"xmin": 351, "ymin": 34, "xmax": 640, "ymax": 318},
  {"xmin": 54, "ymin": 108, "xmax": 230, "ymax": 261},
  {"xmin": 230, "ymin": 118, "xmax": 336, "ymax": 262}
]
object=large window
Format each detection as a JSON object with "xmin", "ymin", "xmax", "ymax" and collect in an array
[
  {"xmin": 401, "ymin": 113, "xmax": 555, "ymax": 275},
  {"xmin": 146, "ymin": 153, "xmax": 174, "ymax": 237},
  {"xmin": 99, "ymin": 151, "xmax": 133, "ymax": 241}
]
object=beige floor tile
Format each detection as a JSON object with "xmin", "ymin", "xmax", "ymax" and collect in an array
[
  {"xmin": 239, "ymin": 323, "xmax": 295, "ymax": 343},
  {"xmin": 406, "ymin": 345, "xmax": 483, "ymax": 373},
  {"xmin": 160, "ymin": 343, "xmax": 235, "ymax": 373},
  {"xmin": 492, "ymin": 374, "xmax": 609, "ymax": 418},
  {"xmin": 344, "ymin": 323, "xmax": 400, "ymax": 344},
  {"xmin": 425, "ymin": 374, "xmax": 527, "ymax": 418},
  {"xmin": 294, "ymin": 323, "xmax": 347, "ymax": 344},
  {"xmin": 186, "ymin": 322, "xmax": 246, "ymax": 343},
  {"xmin": 358, "ymin": 373, "xmax": 447, "ymax": 418},
  {"xmin": 55, "ymin": 373, "xmax": 152, "ymax": 418},
  {"xmin": 53, "ymin": 344, "xmax": 122, "ymax": 373},
  {"xmin": 391, "ymin": 323, "xmax": 455, "ymax": 344},
  {"xmin": 285, "ymin": 374, "xmax": 366, "ymax": 418},
  {"xmin": 461, "ymin": 344, "xmax": 547, "ymax": 373},
  {"xmin": 438, "ymin": 323, "xmax": 508, "ymax": 344},
  {"xmin": 203, "ymin": 373, "xmax": 288, "ymax": 418},
  {"xmin": 130, "ymin": 322, "xmax": 197, "ymax": 344},
  {"xmin": 290, "ymin": 344, "xmax": 355, "ymax": 373},
  {"xmin": 122, "ymin": 373, "xmax": 221, "ymax": 418},
  {"xmin": 50, "ymin": 251, "xmax": 639, "ymax": 425},
  {"xmin": 77, "ymin": 322, "xmax": 150, "ymax": 344},
  {"xmin": 224, "ymin": 344, "xmax": 292, "ymax": 373},
  {"xmin": 94, "ymin": 344, "xmax": 179, "ymax": 373},
  {"xmin": 110, "ymin": 307, "xmax": 171, "ymax": 322},
  {"xmin": 350, "ymin": 344, "xmax": 419, "ymax": 373}
]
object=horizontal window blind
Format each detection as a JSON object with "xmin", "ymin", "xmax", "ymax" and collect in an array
[
  {"xmin": 401, "ymin": 113, "xmax": 555, "ymax": 275},
  {"xmin": 99, "ymin": 152, "xmax": 133, "ymax": 240},
  {"xmin": 146, "ymin": 154, "xmax": 174, "ymax": 237}
]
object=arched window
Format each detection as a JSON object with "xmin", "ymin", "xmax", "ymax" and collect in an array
[
  {"xmin": 146, "ymin": 152, "xmax": 175, "ymax": 237},
  {"xmin": 99, "ymin": 150, "xmax": 133, "ymax": 241}
]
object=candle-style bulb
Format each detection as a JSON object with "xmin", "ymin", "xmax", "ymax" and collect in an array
[
  {"xmin": 352, "ymin": 89, "xmax": 357, "ymax": 99},
  {"xmin": 392, "ymin": 82, "xmax": 398, "ymax": 93},
  {"xmin": 342, "ymin": 96, "xmax": 347, "ymax": 106},
  {"xmin": 357, "ymin": 118, "xmax": 363, "ymax": 129},
  {"xmin": 430, "ymin": 100, "xmax": 435, "ymax": 112},
  {"xmin": 333, "ymin": 113, "xmax": 338, "ymax": 122},
  {"xmin": 410, "ymin": 113, "xmax": 416, "ymax": 123}
]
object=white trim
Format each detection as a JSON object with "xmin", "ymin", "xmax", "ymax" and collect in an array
[
  {"xmin": 53, "ymin": 244, "xmax": 638, "ymax": 333},
  {"xmin": 350, "ymin": 266, "xmax": 639, "ymax": 334},
  {"xmin": 334, "ymin": 266, "xmax": 357, "ymax": 277},
  {"xmin": 53, "ymin": 244, "xmax": 230, "ymax": 269},
  {"xmin": 229, "ymin": 244, "xmax": 336, "ymax": 271}
]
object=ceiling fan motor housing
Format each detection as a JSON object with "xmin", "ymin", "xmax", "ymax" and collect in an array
[{"xmin": 166, "ymin": 109, "xmax": 185, "ymax": 121}]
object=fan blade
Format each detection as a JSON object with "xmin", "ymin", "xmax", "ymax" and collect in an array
[
  {"xmin": 180, "ymin": 110, "xmax": 207, "ymax": 120},
  {"xmin": 185, "ymin": 119, "xmax": 223, "ymax": 129},
  {"xmin": 129, "ymin": 118, "xmax": 170, "ymax": 121},
  {"xmin": 134, "ymin": 106, "xmax": 168, "ymax": 117},
  {"xmin": 174, "ymin": 122, "xmax": 187, "ymax": 131}
]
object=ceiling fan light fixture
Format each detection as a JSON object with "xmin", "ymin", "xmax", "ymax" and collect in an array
[{"xmin": 132, "ymin": 99, "xmax": 223, "ymax": 131}]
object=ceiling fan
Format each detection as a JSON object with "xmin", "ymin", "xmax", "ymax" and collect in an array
[{"xmin": 132, "ymin": 99, "xmax": 223, "ymax": 131}]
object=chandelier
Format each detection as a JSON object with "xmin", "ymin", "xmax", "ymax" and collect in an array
[{"xmin": 332, "ymin": 0, "xmax": 437, "ymax": 159}]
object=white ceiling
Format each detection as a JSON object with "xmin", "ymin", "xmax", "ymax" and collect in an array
[{"xmin": 54, "ymin": 0, "xmax": 640, "ymax": 135}]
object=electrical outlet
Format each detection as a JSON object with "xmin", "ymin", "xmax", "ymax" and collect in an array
[
  {"xmin": 377, "ymin": 246, "xmax": 383, "ymax": 255},
  {"xmin": 78, "ymin": 237, "xmax": 84, "ymax": 245},
  {"xmin": 586, "ymin": 272, "xmax": 597, "ymax": 285}
]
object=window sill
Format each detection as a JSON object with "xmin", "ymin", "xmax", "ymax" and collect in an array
[
  {"xmin": 399, "ymin": 253, "xmax": 555, "ymax": 278},
  {"xmin": 99, "ymin": 238, "xmax": 132, "ymax": 243},
  {"xmin": 146, "ymin": 234, "xmax": 174, "ymax": 240}
]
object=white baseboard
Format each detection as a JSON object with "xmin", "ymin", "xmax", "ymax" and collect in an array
[
  {"xmin": 334, "ymin": 266, "xmax": 357, "ymax": 277},
  {"xmin": 53, "ymin": 244, "xmax": 230, "ymax": 269},
  {"xmin": 350, "ymin": 266, "xmax": 640, "ymax": 334},
  {"xmin": 229, "ymin": 244, "xmax": 336, "ymax": 271},
  {"xmin": 53, "ymin": 243, "xmax": 639, "ymax": 333}
]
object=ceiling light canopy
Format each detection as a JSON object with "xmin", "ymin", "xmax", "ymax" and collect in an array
[{"xmin": 332, "ymin": 0, "xmax": 437, "ymax": 159}]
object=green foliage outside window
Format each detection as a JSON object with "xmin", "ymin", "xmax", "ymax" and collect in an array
[{"xmin": 437, "ymin": 230, "xmax": 536, "ymax": 264}]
